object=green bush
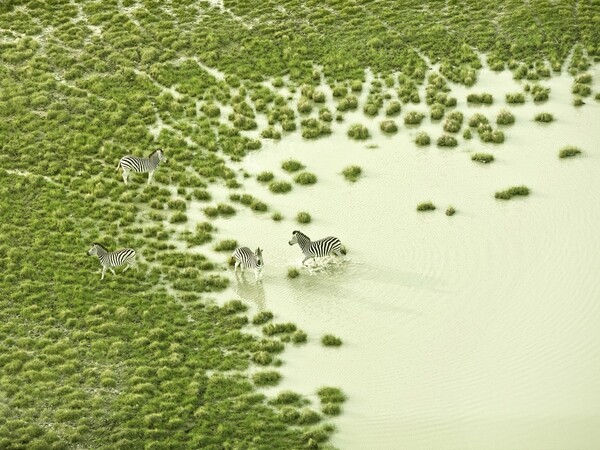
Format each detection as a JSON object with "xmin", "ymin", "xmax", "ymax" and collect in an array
[
  {"xmin": 471, "ymin": 153, "xmax": 494, "ymax": 163},
  {"xmin": 534, "ymin": 112, "xmax": 554, "ymax": 123},
  {"xmin": 417, "ymin": 202, "xmax": 436, "ymax": 211},
  {"xmin": 269, "ymin": 181, "xmax": 292, "ymax": 194},
  {"xmin": 257, "ymin": 171, "xmax": 274, "ymax": 183},
  {"xmin": 385, "ymin": 100, "xmax": 402, "ymax": 116},
  {"xmin": 288, "ymin": 267, "xmax": 300, "ymax": 279},
  {"xmin": 380, "ymin": 119, "xmax": 398, "ymax": 133},
  {"xmin": 294, "ymin": 172, "xmax": 317, "ymax": 185},
  {"xmin": 506, "ymin": 93, "xmax": 525, "ymax": 104},
  {"xmin": 445, "ymin": 207, "xmax": 456, "ymax": 216},
  {"xmin": 495, "ymin": 186, "xmax": 530, "ymax": 199},
  {"xmin": 253, "ymin": 371, "xmax": 281, "ymax": 386},
  {"xmin": 437, "ymin": 134, "xmax": 458, "ymax": 147},
  {"xmin": 296, "ymin": 212, "xmax": 311, "ymax": 224},
  {"xmin": 415, "ymin": 132, "xmax": 431, "ymax": 146},
  {"xmin": 342, "ymin": 165, "xmax": 362, "ymax": 182},
  {"xmin": 404, "ymin": 111, "xmax": 425, "ymax": 125},
  {"xmin": 321, "ymin": 335, "xmax": 342, "ymax": 347},
  {"xmin": 281, "ymin": 160, "xmax": 305, "ymax": 172},
  {"xmin": 559, "ymin": 146, "xmax": 582, "ymax": 158},
  {"xmin": 496, "ymin": 110, "xmax": 515, "ymax": 125},
  {"xmin": 467, "ymin": 93, "xmax": 493, "ymax": 104},
  {"xmin": 214, "ymin": 239, "xmax": 237, "ymax": 251},
  {"xmin": 347, "ymin": 124, "xmax": 370, "ymax": 140}
]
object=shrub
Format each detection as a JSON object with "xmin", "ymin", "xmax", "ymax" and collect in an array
[
  {"xmin": 572, "ymin": 83, "xmax": 591, "ymax": 97},
  {"xmin": 322, "ymin": 403, "xmax": 342, "ymax": 416},
  {"xmin": 292, "ymin": 330, "xmax": 307, "ymax": 343},
  {"xmin": 253, "ymin": 371, "xmax": 281, "ymax": 386},
  {"xmin": 342, "ymin": 165, "xmax": 362, "ymax": 182},
  {"xmin": 467, "ymin": 93, "xmax": 493, "ymax": 104},
  {"xmin": 269, "ymin": 181, "xmax": 292, "ymax": 194},
  {"xmin": 252, "ymin": 311, "xmax": 274, "ymax": 325},
  {"xmin": 271, "ymin": 212, "xmax": 283, "ymax": 221},
  {"xmin": 193, "ymin": 189, "xmax": 211, "ymax": 201},
  {"xmin": 347, "ymin": 124, "xmax": 370, "ymax": 140},
  {"xmin": 463, "ymin": 129, "xmax": 473, "ymax": 140},
  {"xmin": 263, "ymin": 323, "xmax": 297, "ymax": 336},
  {"xmin": 496, "ymin": 110, "xmax": 515, "ymax": 125},
  {"xmin": 446, "ymin": 207, "xmax": 456, "ymax": 216},
  {"xmin": 417, "ymin": 202, "xmax": 436, "ymax": 211},
  {"xmin": 294, "ymin": 172, "xmax": 317, "ymax": 185},
  {"xmin": 531, "ymin": 84, "xmax": 550, "ymax": 102},
  {"xmin": 296, "ymin": 212, "xmax": 311, "ymax": 224},
  {"xmin": 217, "ymin": 203, "xmax": 236, "ymax": 216},
  {"xmin": 170, "ymin": 211, "xmax": 187, "ymax": 223},
  {"xmin": 471, "ymin": 153, "xmax": 494, "ymax": 163},
  {"xmin": 261, "ymin": 127, "xmax": 281, "ymax": 139},
  {"xmin": 281, "ymin": 160, "xmax": 304, "ymax": 172},
  {"xmin": 257, "ymin": 171, "xmax": 274, "ymax": 183},
  {"xmin": 558, "ymin": 146, "xmax": 582, "ymax": 158},
  {"xmin": 534, "ymin": 112, "xmax": 554, "ymax": 123},
  {"xmin": 288, "ymin": 267, "xmax": 300, "ymax": 279},
  {"xmin": 336, "ymin": 95, "xmax": 358, "ymax": 111},
  {"xmin": 386, "ymin": 100, "xmax": 402, "ymax": 116},
  {"xmin": 415, "ymin": 132, "xmax": 431, "ymax": 146},
  {"xmin": 321, "ymin": 335, "xmax": 342, "ymax": 347},
  {"xmin": 573, "ymin": 98, "xmax": 584, "ymax": 107},
  {"xmin": 430, "ymin": 104, "xmax": 445, "ymax": 120},
  {"xmin": 506, "ymin": 93, "xmax": 525, "ymax": 104},
  {"xmin": 214, "ymin": 239, "xmax": 237, "ymax": 251},
  {"xmin": 404, "ymin": 111, "xmax": 425, "ymax": 125},
  {"xmin": 468, "ymin": 113, "xmax": 488, "ymax": 127},
  {"xmin": 317, "ymin": 387, "xmax": 347, "ymax": 404},
  {"xmin": 437, "ymin": 134, "xmax": 458, "ymax": 147},
  {"xmin": 380, "ymin": 120, "xmax": 398, "ymax": 133},
  {"xmin": 495, "ymin": 186, "xmax": 530, "ymax": 199}
]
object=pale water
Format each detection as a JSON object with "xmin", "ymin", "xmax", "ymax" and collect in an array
[{"xmin": 191, "ymin": 65, "xmax": 600, "ymax": 449}]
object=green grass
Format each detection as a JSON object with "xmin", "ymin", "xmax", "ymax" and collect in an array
[
  {"xmin": 214, "ymin": 239, "xmax": 238, "ymax": 251},
  {"xmin": 403, "ymin": 111, "xmax": 425, "ymax": 125},
  {"xmin": 495, "ymin": 186, "xmax": 530, "ymax": 199},
  {"xmin": 417, "ymin": 202, "xmax": 436, "ymax": 211},
  {"xmin": 534, "ymin": 112, "xmax": 554, "ymax": 123},
  {"xmin": 347, "ymin": 123, "xmax": 370, "ymax": 140},
  {"xmin": 437, "ymin": 134, "xmax": 458, "ymax": 147},
  {"xmin": 446, "ymin": 206, "xmax": 456, "ymax": 216},
  {"xmin": 385, "ymin": 100, "xmax": 402, "ymax": 116},
  {"xmin": 272, "ymin": 212, "xmax": 283, "ymax": 221},
  {"xmin": 269, "ymin": 181, "xmax": 292, "ymax": 193},
  {"xmin": 506, "ymin": 93, "xmax": 526, "ymax": 104},
  {"xmin": 253, "ymin": 371, "xmax": 282, "ymax": 386},
  {"xmin": 321, "ymin": 335, "xmax": 343, "ymax": 347},
  {"xmin": 496, "ymin": 110, "xmax": 515, "ymax": 125},
  {"xmin": 257, "ymin": 171, "xmax": 274, "ymax": 182},
  {"xmin": 380, "ymin": 119, "xmax": 398, "ymax": 133},
  {"xmin": 288, "ymin": 267, "xmax": 300, "ymax": 279},
  {"xmin": 294, "ymin": 172, "xmax": 317, "ymax": 185},
  {"xmin": 281, "ymin": 160, "xmax": 305, "ymax": 172},
  {"xmin": 559, "ymin": 146, "xmax": 582, "ymax": 158},
  {"xmin": 415, "ymin": 131, "xmax": 431, "ymax": 146},
  {"xmin": 296, "ymin": 212, "xmax": 311, "ymax": 224},
  {"xmin": 342, "ymin": 166, "xmax": 362, "ymax": 182},
  {"xmin": 467, "ymin": 93, "xmax": 493, "ymax": 104},
  {"xmin": 471, "ymin": 153, "xmax": 494, "ymax": 163},
  {"xmin": 252, "ymin": 311, "xmax": 274, "ymax": 325}
]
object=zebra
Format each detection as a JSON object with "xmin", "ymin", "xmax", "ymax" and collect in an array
[
  {"xmin": 288, "ymin": 230, "xmax": 346, "ymax": 265},
  {"xmin": 116, "ymin": 148, "xmax": 166, "ymax": 184},
  {"xmin": 232, "ymin": 247, "xmax": 264, "ymax": 280},
  {"xmin": 87, "ymin": 243, "xmax": 136, "ymax": 280}
]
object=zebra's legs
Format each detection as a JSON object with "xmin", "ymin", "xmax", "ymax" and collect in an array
[
  {"xmin": 101, "ymin": 266, "xmax": 107, "ymax": 280},
  {"xmin": 333, "ymin": 249, "xmax": 343, "ymax": 257},
  {"xmin": 122, "ymin": 169, "xmax": 129, "ymax": 184},
  {"xmin": 123, "ymin": 263, "xmax": 132, "ymax": 273},
  {"xmin": 302, "ymin": 256, "xmax": 312, "ymax": 265},
  {"xmin": 110, "ymin": 268, "xmax": 116, "ymax": 276},
  {"xmin": 254, "ymin": 268, "xmax": 261, "ymax": 280},
  {"xmin": 234, "ymin": 260, "xmax": 240, "ymax": 272},
  {"xmin": 147, "ymin": 170, "xmax": 154, "ymax": 184}
]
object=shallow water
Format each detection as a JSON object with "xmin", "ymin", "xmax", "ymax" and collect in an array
[{"xmin": 195, "ymin": 65, "xmax": 600, "ymax": 449}]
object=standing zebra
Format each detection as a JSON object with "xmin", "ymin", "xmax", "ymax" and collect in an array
[
  {"xmin": 116, "ymin": 148, "xmax": 166, "ymax": 184},
  {"xmin": 288, "ymin": 230, "xmax": 346, "ymax": 265},
  {"xmin": 232, "ymin": 247, "xmax": 264, "ymax": 280},
  {"xmin": 87, "ymin": 243, "xmax": 136, "ymax": 280}
]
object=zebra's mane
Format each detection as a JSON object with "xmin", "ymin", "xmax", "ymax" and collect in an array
[
  {"xmin": 93, "ymin": 242, "xmax": 109, "ymax": 251},
  {"xmin": 147, "ymin": 148, "xmax": 162, "ymax": 158},
  {"xmin": 293, "ymin": 230, "xmax": 309, "ymax": 240}
]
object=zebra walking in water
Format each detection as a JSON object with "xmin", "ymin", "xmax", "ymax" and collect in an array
[
  {"xmin": 87, "ymin": 243, "xmax": 136, "ymax": 280},
  {"xmin": 232, "ymin": 247, "xmax": 264, "ymax": 280},
  {"xmin": 288, "ymin": 230, "xmax": 346, "ymax": 265},
  {"xmin": 116, "ymin": 148, "xmax": 166, "ymax": 184}
]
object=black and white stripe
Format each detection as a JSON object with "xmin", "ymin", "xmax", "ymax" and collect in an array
[
  {"xmin": 232, "ymin": 247, "xmax": 264, "ymax": 280},
  {"xmin": 87, "ymin": 243, "xmax": 136, "ymax": 280},
  {"xmin": 116, "ymin": 148, "xmax": 166, "ymax": 184},
  {"xmin": 288, "ymin": 230, "xmax": 345, "ymax": 265}
]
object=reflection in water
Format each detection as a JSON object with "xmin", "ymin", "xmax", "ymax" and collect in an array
[{"xmin": 233, "ymin": 270, "xmax": 266, "ymax": 311}]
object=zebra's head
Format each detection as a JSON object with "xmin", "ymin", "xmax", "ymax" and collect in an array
[
  {"xmin": 255, "ymin": 247, "xmax": 264, "ymax": 268},
  {"xmin": 288, "ymin": 230, "xmax": 305, "ymax": 246},
  {"xmin": 87, "ymin": 243, "xmax": 100, "ymax": 256},
  {"xmin": 156, "ymin": 148, "xmax": 166, "ymax": 163}
]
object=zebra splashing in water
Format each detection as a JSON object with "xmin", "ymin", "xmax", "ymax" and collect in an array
[
  {"xmin": 288, "ymin": 230, "xmax": 346, "ymax": 265},
  {"xmin": 116, "ymin": 148, "xmax": 166, "ymax": 184},
  {"xmin": 232, "ymin": 247, "xmax": 264, "ymax": 280},
  {"xmin": 87, "ymin": 243, "xmax": 136, "ymax": 280}
]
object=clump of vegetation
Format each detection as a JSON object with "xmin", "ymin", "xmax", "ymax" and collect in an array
[
  {"xmin": 342, "ymin": 166, "xmax": 362, "ymax": 182},
  {"xmin": 417, "ymin": 202, "xmax": 436, "ymax": 211},
  {"xmin": 269, "ymin": 181, "xmax": 292, "ymax": 194},
  {"xmin": 463, "ymin": 129, "xmax": 473, "ymax": 140},
  {"xmin": 573, "ymin": 98, "xmax": 585, "ymax": 107},
  {"xmin": 288, "ymin": 267, "xmax": 300, "ymax": 279},
  {"xmin": 253, "ymin": 371, "xmax": 282, "ymax": 387},
  {"xmin": 430, "ymin": 103, "xmax": 445, "ymax": 120},
  {"xmin": 471, "ymin": 153, "xmax": 494, "ymax": 163},
  {"xmin": 257, "ymin": 171, "xmax": 275, "ymax": 183},
  {"xmin": 415, "ymin": 132, "xmax": 431, "ymax": 146},
  {"xmin": 467, "ymin": 93, "xmax": 493, "ymax": 104},
  {"xmin": 506, "ymin": 93, "xmax": 526, "ymax": 104},
  {"xmin": 531, "ymin": 84, "xmax": 550, "ymax": 102},
  {"xmin": 292, "ymin": 330, "xmax": 307, "ymax": 343},
  {"xmin": 282, "ymin": 160, "xmax": 305, "ymax": 172},
  {"xmin": 347, "ymin": 124, "xmax": 370, "ymax": 140},
  {"xmin": 317, "ymin": 387, "xmax": 347, "ymax": 404},
  {"xmin": 535, "ymin": 112, "xmax": 554, "ymax": 123},
  {"xmin": 294, "ymin": 172, "xmax": 317, "ymax": 185},
  {"xmin": 404, "ymin": 111, "xmax": 425, "ymax": 125},
  {"xmin": 495, "ymin": 186, "xmax": 530, "ymax": 199},
  {"xmin": 380, "ymin": 119, "xmax": 398, "ymax": 134},
  {"xmin": 386, "ymin": 100, "xmax": 402, "ymax": 116},
  {"xmin": 437, "ymin": 134, "xmax": 458, "ymax": 147},
  {"xmin": 446, "ymin": 206, "xmax": 456, "ymax": 216},
  {"xmin": 296, "ymin": 212, "xmax": 311, "ymax": 224},
  {"xmin": 261, "ymin": 127, "xmax": 282, "ymax": 139},
  {"xmin": 559, "ymin": 146, "xmax": 582, "ymax": 158},
  {"xmin": 272, "ymin": 212, "xmax": 283, "ymax": 222},
  {"xmin": 496, "ymin": 110, "xmax": 515, "ymax": 125},
  {"xmin": 468, "ymin": 113, "xmax": 489, "ymax": 128},
  {"xmin": 321, "ymin": 335, "xmax": 343, "ymax": 347},
  {"xmin": 170, "ymin": 211, "xmax": 188, "ymax": 223},
  {"xmin": 253, "ymin": 311, "xmax": 274, "ymax": 325},
  {"xmin": 336, "ymin": 95, "xmax": 358, "ymax": 112},
  {"xmin": 443, "ymin": 111, "xmax": 463, "ymax": 133},
  {"xmin": 301, "ymin": 118, "xmax": 331, "ymax": 139},
  {"xmin": 263, "ymin": 322, "xmax": 297, "ymax": 336},
  {"xmin": 214, "ymin": 239, "xmax": 238, "ymax": 251}
]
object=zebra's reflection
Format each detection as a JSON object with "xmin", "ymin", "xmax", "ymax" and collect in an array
[{"xmin": 233, "ymin": 270, "xmax": 266, "ymax": 311}]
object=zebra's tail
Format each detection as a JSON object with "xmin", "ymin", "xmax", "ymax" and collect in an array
[
  {"xmin": 116, "ymin": 159, "xmax": 122, "ymax": 172},
  {"xmin": 341, "ymin": 245, "xmax": 347, "ymax": 255}
]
